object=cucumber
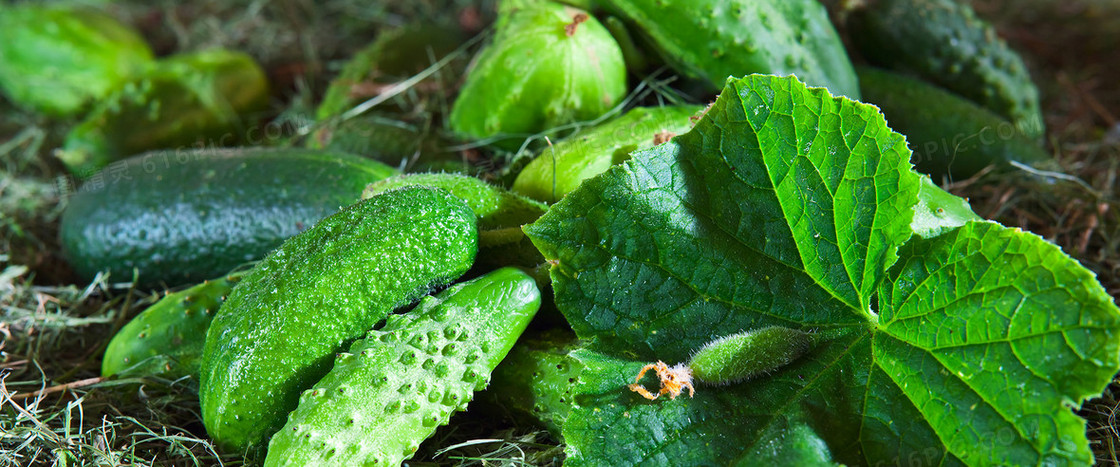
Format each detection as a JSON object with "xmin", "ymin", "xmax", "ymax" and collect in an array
[
  {"xmin": 59, "ymin": 147, "xmax": 398, "ymax": 288},
  {"xmin": 487, "ymin": 330, "xmax": 582, "ymax": 438},
  {"xmin": 316, "ymin": 23, "xmax": 467, "ymax": 120},
  {"xmin": 686, "ymin": 327, "xmax": 814, "ymax": 385},
  {"xmin": 857, "ymin": 67, "xmax": 1050, "ymax": 180},
  {"xmin": 511, "ymin": 105, "xmax": 701, "ymax": 203},
  {"xmin": 102, "ymin": 271, "xmax": 244, "ymax": 379},
  {"xmin": 598, "ymin": 0, "xmax": 860, "ymax": 99},
  {"xmin": 58, "ymin": 49, "xmax": 270, "ymax": 175},
  {"xmin": 362, "ymin": 173, "xmax": 548, "ymax": 231},
  {"xmin": 199, "ymin": 186, "xmax": 478, "ymax": 453},
  {"xmin": 0, "ymin": 4, "xmax": 153, "ymax": 117},
  {"xmin": 264, "ymin": 267, "xmax": 541, "ymax": 466},
  {"xmin": 448, "ymin": 0, "xmax": 627, "ymax": 148},
  {"xmin": 847, "ymin": 0, "xmax": 1044, "ymax": 138}
]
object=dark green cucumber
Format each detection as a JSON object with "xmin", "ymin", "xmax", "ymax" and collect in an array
[
  {"xmin": 448, "ymin": 0, "xmax": 628, "ymax": 148},
  {"xmin": 858, "ymin": 67, "xmax": 1050, "ymax": 180},
  {"xmin": 316, "ymin": 23, "xmax": 466, "ymax": 120},
  {"xmin": 59, "ymin": 147, "xmax": 398, "ymax": 287},
  {"xmin": 488, "ymin": 330, "xmax": 582, "ymax": 438},
  {"xmin": 199, "ymin": 186, "xmax": 478, "ymax": 453},
  {"xmin": 0, "ymin": 4, "xmax": 153, "ymax": 117},
  {"xmin": 58, "ymin": 49, "xmax": 270, "ymax": 174},
  {"xmin": 599, "ymin": 0, "xmax": 860, "ymax": 99},
  {"xmin": 102, "ymin": 271, "xmax": 244, "ymax": 379},
  {"xmin": 264, "ymin": 267, "xmax": 541, "ymax": 466},
  {"xmin": 512, "ymin": 105, "xmax": 701, "ymax": 203},
  {"xmin": 847, "ymin": 0, "xmax": 1044, "ymax": 138}
]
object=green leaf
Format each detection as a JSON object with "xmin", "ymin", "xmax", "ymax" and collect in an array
[{"xmin": 524, "ymin": 75, "xmax": 1120, "ymax": 465}]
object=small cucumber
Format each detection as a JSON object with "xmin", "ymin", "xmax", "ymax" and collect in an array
[
  {"xmin": 363, "ymin": 173, "xmax": 548, "ymax": 231},
  {"xmin": 857, "ymin": 67, "xmax": 1050, "ymax": 180},
  {"xmin": 58, "ymin": 49, "xmax": 270, "ymax": 174},
  {"xmin": 488, "ymin": 330, "xmax": 582, "ymax": 438},
  {"xmin": 316, "ymin": 23, "xmax": 467, "ymax": 120},
  {"xmin": 847, "ymin": 0, "xmax": 1044, "ymax": 138},
  {"xmin": 264, "ymin": 267, "xmax": 541, "ymax": 466},
  {"xmin": 60, "ymin": 147, "xmax": 398, "ymax": 287},
  {"xmin": 599, "ymin": 0, "xmax": 860, "ymax": 99},
  {"xmin": 686, "ymin": 327, "xmax": 813, "ymax": 385},
  {"xmin": 448, "ymin": 0, "xmax": 627, "ymax": 148},
  {"xmin": 102, "ymin": 271, "xmax": 244, "ymax": 379},
  {"xmin": 511, "ymin": 105, "xmax": 701, "ymax": 203},
  {"xmin": 0, "ymin": 4, "xmax": 153, "ymax": 117},
  {"xmin": 199, "ymin": 186, "xmax": 478, "ymax": 453}
]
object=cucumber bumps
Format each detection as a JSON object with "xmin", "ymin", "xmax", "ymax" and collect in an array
[
  {"xmin": 199, "ymin": 186, "xmax": 478, "ymax": 453},
  {"xmin": 265, "ymin": 267, "xmax": 541, "ymax": 466}
]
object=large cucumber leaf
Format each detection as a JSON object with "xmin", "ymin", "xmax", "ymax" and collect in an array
[{"xmin": 524, "ymin": 75, "xmax": 1120, "ymax": 465}]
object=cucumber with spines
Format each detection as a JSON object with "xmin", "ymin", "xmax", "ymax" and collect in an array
[
  {"xmin": 488, "ymin": 330, "xmax": 582, "ymax": 437},
  {"xmin": 687, "ymin": 327, "xmax": 814, "ymax": 385},
  {"xmin": 264, "ymin": 267, "xmax": 541, "ymax": 466},
  {"xmin": 199, "ymin": 186, "xmax": 478, "ymax": 454},
  {"xmin": 102, "ymin": 271, "xmax": 244, "ymax": 379}
]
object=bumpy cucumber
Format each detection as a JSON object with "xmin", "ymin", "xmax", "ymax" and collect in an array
[
  {"xmin": 316, "ymin": 23, "xmax": 466, "ymax": 120},
  {"xmin": 512, "ymin": 105, "xmax": 701, "ymax": 203},
  {"xmin": 488, "ymin": 331, "xmax": 581, "ymax": 437},
  {"xmin": 449, "ymin": 0, "xmax": 627, "ymax": 148},
  {"xmin": 199, "ymin": 186, "xmax": 478, "ymax": 453},
  {"xmin": 599, "ymin": 0, "xmax": 859, "ymax": 99},
  {"xmin": 102, "ymin": 271, "xmax": 244, "ymax": 379},
  {"xmin": 264, "ymin": 267, "xmax": 541, "ymax": 466},
  {"xmin": 858, "ymin": 67, "xmax": 1050, "ymax": 180},
  {"xmin": 363, "ymin": 173, "xmax": 547, "ymax": 231},
  {"xmin": 847, "ymin": 0, "xmax": 1044, "ymax": 138},
  {"xmin": 687, "ymin": 327, "xmax": 813, "ymax": 385},
  {"xmin": 0, "ymin": 4, "xmax": 153, "ymax": 117},
  {"xmin": 58, "ymin": 49, "xmax": 270, "ymax": 174},
  {"xmin": 60, "ymin": 147, "xmax": 397, "ymax": 287}
]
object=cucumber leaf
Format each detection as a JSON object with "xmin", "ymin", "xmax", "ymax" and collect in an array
[{"xmin": 524, "ymin": 75, "xmax": 1120, "ymax": 465}]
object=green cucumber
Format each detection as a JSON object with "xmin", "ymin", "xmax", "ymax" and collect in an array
[
  {"xmin": 58, "ymin": 49, "xmax": 270, "ymax": 174},
  {"xmin": 857, "ymin": 67, "xmax": 1050, "ymax": 180},
  {"xmin": 512, "ymin": 105, "xmax": 701, "ymax": 203},
  {"xmin": 363, "ymin": 173, "xmax": 548, "ymax": 231},
  {"xmin": 316, "ymin": 23, "xmax": 466, "ymax": 120},
  {"xmin": 102, "ymin": 271, "xmax": 244, "ymax": 379},
  {"xmin": 847, "ymin": 0, "xmax": 1045, "ymax": 138},
  {"xmin": 264, "ymin": 267, "xmax": 541, "ymax": 466},
  {"xmin": 599, "ymin": 0, "xmax": 860, "ymax": 99},
  {"xmin": 0, "ymin": 4, "xmax": 153, "ymax": 117},
  {"xmin": 199, "ymin": 186, "xmax": 478, "ymax": 453},
  {"xmin": 686, "ymin": 327, "xmax": 814, "ymax": 385},
  {"xmin": 488, "ymin": 331, "xmax": 581, "ymax": 438},
  {"xmin": 448, "ymin": 0, "xmax": 627, "ymax": 148},
  {"xmin": 59, "ymin": 147, "xmax": 398, "ymax": 288}
]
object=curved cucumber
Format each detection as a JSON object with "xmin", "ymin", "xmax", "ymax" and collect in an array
[
  {"xmin": 199, "ymin": 186, "xmax": 478, "ymax": 453},
  {"xmin": 449, "ymin": 0, "xmax": 627, "ymax": 148},
  {"xmin": 512, "ymin": 105, "xmax": 701, "ymax": 203},
  {"xmin": 58, "ymin": 49, "xmax": 270, "ymax": 174},
  {"xmin": 0, "ymin": 4, "xmax": 153, "ymax": 117},
  {"xmin": 847, "ymin": 0, "xmax": 1044, "ymax": 138},
  {"xmin": 599, "ymin": 0, "xmax": 859, "ymax": 99},
  {"xmin": 264, "ymin": 267, "xmax": 541, "ymax": 466},
  {"xmin": 102, "ymin": 271, "xmax": 244, "ymax": 379},
  {"xmin": 60, "ymin": 147, "xmax": 398, "ymax": 287},
  {"xmin": 858, "ymin": 67, "xmax": 1050, "ymax": 180}
]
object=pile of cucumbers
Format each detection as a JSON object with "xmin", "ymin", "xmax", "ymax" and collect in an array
[{"xmin": 0, "ymin": 0, "xmax": 1059, "ymax": 464}]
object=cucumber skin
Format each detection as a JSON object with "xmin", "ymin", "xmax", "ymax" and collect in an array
[
  {"xmin": 0, "ymin": 4, "xmax": 153, "ymax": 117},
  {"xmin": 59, "ymin": 147, "xmax": 398, "ymax": 288},
  {"xmin": 847, "ymin": 0, "xmax": 1044, "ymax": 138},
  {"xmin": 448, "ymin": 0, "xmax": 627, "ymax": 148},
  {"xmin": 858, "ymin": 67, "xmax": 1050, "ymax": 180},
  {"xmin": 487, "ymin": 331, "xmax": 581, "ymax": 438},
  {"xmin": 363, "ymin": 173, "xmax": 548, "ymax": 231},
  {"xmin": 199, "ymin": 186, "xmax": 478, "ymax": 454},
  {"xmin": 58, "ymin": 49, "xmax": 270, "ymax": 174},
  {"xmin": 600, "ymin": 0, "xmax": 860, "ymax": 99},
  {"xmin": 687, "ymin": 327, "xmax": 814, "ymax": 385},
  {"xmin": 512, "ymin": 105, "xmax": 701, "ymax": 203},
  {"xmin": 101, "ymin": 271, "xmax": 244, "ymax": 379},
  {"xmin": 264, "ymin": 267, "xmax": 541, "ymax": 466}
]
